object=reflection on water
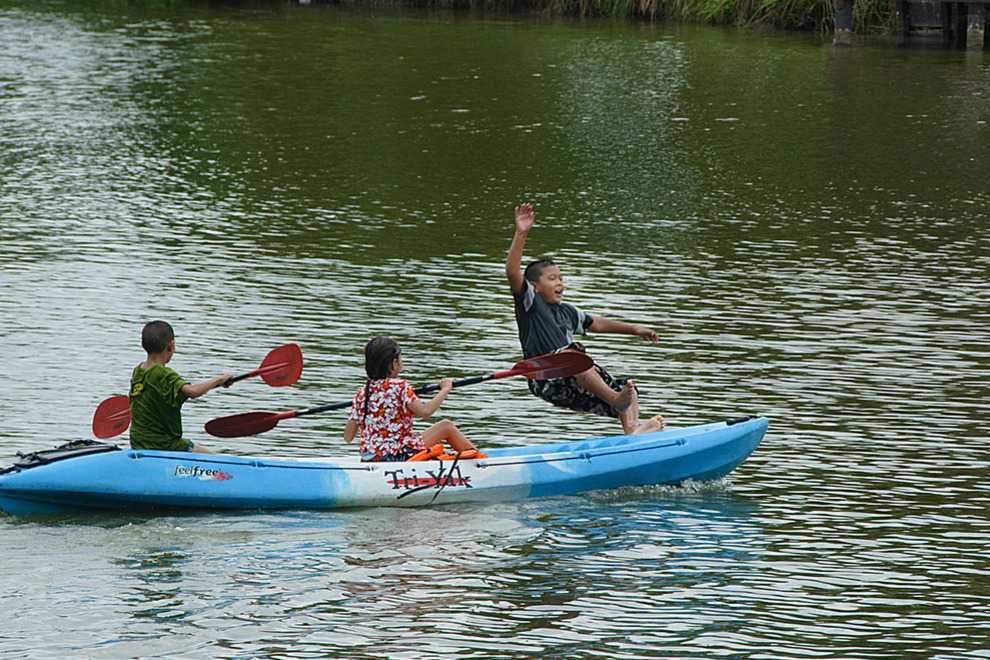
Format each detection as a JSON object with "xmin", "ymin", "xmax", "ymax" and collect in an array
[
  {"xmin": 0, "ymin": 492, "xmax": 764, "ymax": 657},
  {"xmin": 1, "ymin": 0, "xmax": 989, "ymax": 657},
  {"xmin": 115, "ymin": 550, "xmax": 190, "ymax": 622}
]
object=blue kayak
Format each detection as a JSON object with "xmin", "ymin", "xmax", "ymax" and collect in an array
[{"xmin": 0, "ymin": 416, "xmax": 767, "ymax": 517}]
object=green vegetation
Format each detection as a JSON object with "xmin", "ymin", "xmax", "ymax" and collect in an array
[{"xmin": 400, "ymin": 0, "xmax": 893, "ymax": 32}]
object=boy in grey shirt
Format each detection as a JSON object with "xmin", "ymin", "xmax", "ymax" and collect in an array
[{"xmin": 506, "ymin": 203, "xmax": 664, "ymax": 435}]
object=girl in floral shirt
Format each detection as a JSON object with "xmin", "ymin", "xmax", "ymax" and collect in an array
[{"xmin": 344, "ymin": 336, "xmax": 481, "ymax": 462}]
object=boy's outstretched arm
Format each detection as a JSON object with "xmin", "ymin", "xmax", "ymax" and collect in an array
[
  {"xmin": 182, "ymin": 372, "xmax": 234, "ymax": 399},
  {"xmin": 589, "ymin": 316, "xmax": 660, "ymax": 343},
  {"xmin": 505, "ymin": 203, "xmax": 534, "ymax": 295}
]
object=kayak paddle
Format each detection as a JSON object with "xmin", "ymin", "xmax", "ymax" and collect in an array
[
  {"xmin": 91, "ymin": 394, "xmax": 132, "ymax": 440},
  {"xmin": 91, "ymin": 343, "xmax": 304, "ymax": 439},
  {"xmin": 224, "ymin": 342, "xmax": 304, "ymax": 388},
  {"xmin": 204, "ymin": 348, "xmax": 594, "ymax": 439}
]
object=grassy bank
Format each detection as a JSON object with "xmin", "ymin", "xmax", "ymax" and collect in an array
[{"xmin": 390, "ymin": 0, "xmax": 894, "ymax": 32}]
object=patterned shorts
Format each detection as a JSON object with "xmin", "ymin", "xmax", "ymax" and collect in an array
[
  {"xmin": 527, "ymin": 363, "xmax": 630, "ymax": 419},
  {"xmin": 361, "ymin": 447, "xmax": 420, "ymax": 462}
]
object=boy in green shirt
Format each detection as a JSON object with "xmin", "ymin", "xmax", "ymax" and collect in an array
[{"xmin": 129, "ymin": 321, "xmax": 232, "ymax": 452}]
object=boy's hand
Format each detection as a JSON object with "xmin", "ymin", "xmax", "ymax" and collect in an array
[
  {"xmin": 514, "ymin": 203, "xmax": 534, "ymax": 235},
  {"xmin": 439, "ymin": 377, "xmax": 454, "ymax": 394},
  {"xmin": 634, "ymin": 326, "xmax": 660, "ymax": 343}
]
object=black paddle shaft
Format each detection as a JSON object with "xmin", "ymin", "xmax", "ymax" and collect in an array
[
  {"xmin": 415, "ymin": 374, "xmax": 489, "ymax": 395},
  {"xmin": 293, "ymin": 374, "xmax": 492, "ymax": 419}
]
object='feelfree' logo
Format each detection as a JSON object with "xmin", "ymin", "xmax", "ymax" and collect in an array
[{"xmin": 173, "ymin": 465, "xmax": 233, "ymax": 481}]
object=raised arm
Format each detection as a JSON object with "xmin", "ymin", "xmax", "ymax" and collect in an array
[
  {"xmin": 589, "ymin": 316, "xmax": 660, "ymax": 343},
  {"xmin": 505, "ymin": 203, "xmax": 534, "ymax": 295}
]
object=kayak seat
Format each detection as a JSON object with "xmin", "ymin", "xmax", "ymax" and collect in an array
[
  {"xmin": 436, "ymin": 450, "xmax": 488, "ymax": 461},
  {"xmin": 406, "ymin": 447, "xmax": 487, "ymax": 462},
  {"xmin": 407, "ymin": 444, "xmax": 445, "ymax": 462}
]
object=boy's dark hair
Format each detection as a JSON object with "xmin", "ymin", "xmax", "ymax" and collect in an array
[
  {"xmin": 362, "ymin": 336, "xmax": 402, "ymax": 422},
  {"xmin": 524, "ymin": 257, "xmax": 556, "ymax": 283},
  {"xmin": 142, "ymin": 320, "xmax": 174, "ymax": 354}
]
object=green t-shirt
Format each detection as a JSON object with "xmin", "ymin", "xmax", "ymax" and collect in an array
[{"xmin": 129, "ymin": 363, "xmax": 190, "ymax": 451}]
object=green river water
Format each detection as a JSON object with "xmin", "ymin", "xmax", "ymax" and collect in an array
[{"xmin": 1, "ymin": 1, "xmax": 989, "ymax": 657}]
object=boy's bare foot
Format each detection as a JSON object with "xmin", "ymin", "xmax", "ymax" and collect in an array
[
  {"xmin": 612, "ymin": 380, "xmax": 636, "ymax": 413},
  {"xmin": 631, "ymin": 415, "xmax": 664, "ymax": 435}
]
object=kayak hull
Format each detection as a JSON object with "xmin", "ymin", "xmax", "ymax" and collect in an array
[{"xmin": 0, "ymin": 417, "xmax": 767, "ymax": 517}]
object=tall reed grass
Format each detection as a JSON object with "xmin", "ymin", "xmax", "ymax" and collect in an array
[{"xmin": 403, "ymin": 0, "xmax": 893, "ymax": 32}]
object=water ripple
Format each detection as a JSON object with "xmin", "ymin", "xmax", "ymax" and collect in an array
[{"xmin": 2, "ymin": 4, "xmax": 989, "ymax": 658}]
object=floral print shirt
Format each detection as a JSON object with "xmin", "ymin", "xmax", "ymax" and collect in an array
[{"xmin": 349, "ymin": 378, "xmax": 424, "ymax": 460}]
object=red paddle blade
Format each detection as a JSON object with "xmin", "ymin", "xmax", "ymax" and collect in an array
[
  {"xmin": 205, "ymin": 411, "xmax": 283, "ymax": 438},
  {"xmin": 92, "ymin": 395, "xmax": 131, "ymax": 439},
  {"xmin": 257, "ymin": 343, "xmax": 303, "ymax": 387},
  {"xmin": 512, "ymin": 349, "xmax": 594, "ymax": 380}
]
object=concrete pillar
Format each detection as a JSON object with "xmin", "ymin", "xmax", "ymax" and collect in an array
[
  {"xmin": 892, "ymin": 0, "xmax": 908, "ymax": 38},
  {"xmin": 833, "ymin": 0, "xmax": 854, "ymax": 46},
  {"xmin": 967, "ymin": 4, "xmax": 986, "ymax": 50},
  {"xmin": 942, "ymin": 3, "xmax": 955, "ymax": 47}
]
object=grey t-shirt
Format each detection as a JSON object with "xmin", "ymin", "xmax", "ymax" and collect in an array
[{"xmin": 513, "ymin": 280, "xmax": 593, "ymax": 358}]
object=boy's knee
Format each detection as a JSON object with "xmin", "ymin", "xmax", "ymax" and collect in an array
[{"xmin": 573, "ymin": 367, "xmax": 597, "ymax": 382}]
